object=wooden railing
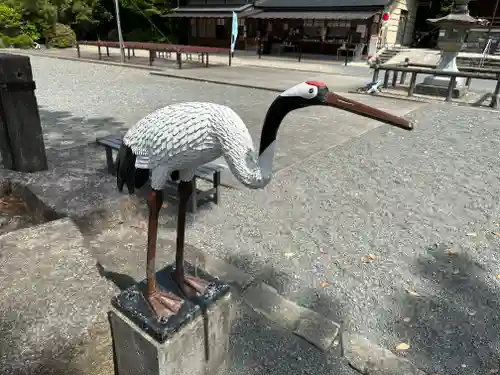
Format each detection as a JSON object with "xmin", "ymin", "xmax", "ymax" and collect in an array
[
  {"xmin": 371, "ymin": 60, "xmax": 500, "ymax": 108},
  {"xmin": 76, "ymin": 40, "xmax": 232, "ymax": 68}
]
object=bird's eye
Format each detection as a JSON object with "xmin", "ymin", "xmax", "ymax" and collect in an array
[{"xmin": 308, "ymin": 88, "xmax": 314, "ymax": 94}]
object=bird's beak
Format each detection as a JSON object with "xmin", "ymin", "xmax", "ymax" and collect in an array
[{"xmin": 324, "ymin": 92, "xmax": 413, "ymax": 131}]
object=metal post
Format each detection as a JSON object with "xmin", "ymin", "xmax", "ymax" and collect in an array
[
  {"xmin": 491, "ymin": 75, "xmax": 500, "ymax": 108},
  {"xmin": 400, "ymin": 57, "xmax": 409, "ymax": 84},
  {"xmin": 408, "ymin": 72, "xmax": 417, "ymax": 96},
  {"xmin": 391, "ymin": 71, "xmax": 399, "ymax": 87},
  {"xmin": 383, "ymin": 70, "xmax": 390, "ymax": 88},
  {"xmin": 446, "ymin": 76, "xmax": 456, "ymax": 102},
  {"xmin": 113, "ymin": 0, "xmax": 125, "ymax": 63}
]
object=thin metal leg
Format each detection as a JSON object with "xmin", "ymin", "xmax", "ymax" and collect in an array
[
  {"xmin": 213, "ymin": 171, "xmax": 220, "ymax": 205},
  {"xmin": 145, "ymin": 190, "xmax": 183, "ymax": 319},
  {"xmin": 190, "ymin": 178, "xmax": 197, "ymax": 213},
  {"xmin": 105, "ymin": 147, "xmax": 114, "ymax": 174},
  {"xmin": 172, "ymin": 181, "xmax": 209, "ymax": 297}
]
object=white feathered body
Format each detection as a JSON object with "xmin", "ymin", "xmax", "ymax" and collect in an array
[{"xmin": 123, "ymin": 102, "xmax": 272, "ymax": 190}]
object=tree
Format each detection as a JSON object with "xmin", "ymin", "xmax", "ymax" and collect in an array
[
  {"xmin": 439, "ymin": 0, "xmax": 455, "ymax": 14},
  {"xmin": 0, "ymin": 0, "xmax": 175, "ymax": 43},
  {"xmin": 0, "ymin": 2, "xmax": 40, "ymax": 40},
  {"xmin": 119, "ymin": 0, "xmax": 171, "ymax": 17}
]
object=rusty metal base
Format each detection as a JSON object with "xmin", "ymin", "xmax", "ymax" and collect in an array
[{"xmin": 111, "ymin": 262, "xmax": 230, "ymax": 343}]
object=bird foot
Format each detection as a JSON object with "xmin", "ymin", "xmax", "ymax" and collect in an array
[
  {"xmin": 172, "ymin": 272, "xmax": 210, "ymax": 298},
  {"xmin": 146, "ymin": 288, "xmax": 184, "ymax": 321}
]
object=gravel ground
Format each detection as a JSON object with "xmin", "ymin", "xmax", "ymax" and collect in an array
[
  {"xmin": 18, "ymin": 56, "xmax": 500, "ymax": 373},
  {"xmin": 29, "ymin": 55, "xmax": 422, "ymax": 188},
  {"xmin": 182, "ymin": 104, "xmax": 500, "ymax": 374}
]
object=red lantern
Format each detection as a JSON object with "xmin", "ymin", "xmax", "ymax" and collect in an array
[{"xmin": 382, "ymin": 12, "xmax": 390, "ymax": 22}]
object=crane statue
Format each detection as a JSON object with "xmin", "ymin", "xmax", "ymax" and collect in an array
[{"xmin": 116, "ymin": 81, "xmax": 413, "ymax": 321}]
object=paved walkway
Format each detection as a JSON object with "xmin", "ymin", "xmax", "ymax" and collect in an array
[
  {"xmin": 5, "ymin": 53, "xmax": 499, "ymax": 374},
  {"xmin": 150, "ymin": 65, "xmax": 370, "ymax": 94},
  {"xmin": 27, "ymin": 45, "xmax": 371, "ymax": 76}
]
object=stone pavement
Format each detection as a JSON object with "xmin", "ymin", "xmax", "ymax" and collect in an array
[
  {"xmin": 0, "ymin": 171, "xmax": 423, "ymax": 375},
  {"xmin": 0, "ymin": 54, "xmax": 429, "ymax": 374},
  {"xmin": 354, "ymin": 86, "xmax": 498, "ymax": 110},
  {"xmin": 3, "ymin": 54, "xmax": 500, "ymax": 374},
  {"xmin": 150, "ymin": 65, "xmax": 368, "ymax": 94},
  {"xmin": 20, "ymin": 54, "xmax": 421, "ymax": 190},
  {"xmin": 40, "ymin": 44, "xmax": 370, "ymax": 75}
]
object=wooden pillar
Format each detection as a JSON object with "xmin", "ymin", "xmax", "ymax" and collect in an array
[{"xmin": 0, "ymin": 53, "xmax": 47, "ymax": 172}]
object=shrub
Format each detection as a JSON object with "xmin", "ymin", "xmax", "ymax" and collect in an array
[
  {"xmin": 155, "ymin": 35, "xmax": 178, "ymax": 44},
  {"xmin": 10, "ymin": 34, "xmax": 33, "ymax": 48},
  {"xmin": 106, "ymin": 28, "xmax": 118, "ymax": 41},
  {"xmin": 1, "ymin": 34, "xmax": 33, "ymax": 48},
  {"xmin": 45, "ymin": 23, "xmax": 76, "ymax": 48},
  {"xmin": 125, "ymin": 28, "xmax": 153, "ymax": 42},
  {"xmin": 0, "ymin": 3, "xmax": 23, "ymax": 33},
  {"xmin": 0, "ymin": 3, "xmax": 39, "ymax": 40}
]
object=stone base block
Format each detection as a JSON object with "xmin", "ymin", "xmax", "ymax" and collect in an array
[
  {"xmin": 109, "ymin": 263, "xmax": 234, "ymax": 375},
  {"xmin": 415, "ymin": 83, "xmax": 468, "ymax": 98}
]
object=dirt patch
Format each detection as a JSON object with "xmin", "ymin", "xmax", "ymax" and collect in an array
[{"xmin": 0, "ymin": 181, "xmax": 62, "ymax": 235}]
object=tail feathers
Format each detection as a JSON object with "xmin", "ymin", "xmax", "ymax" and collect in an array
[{"xmin": 116, "ymin": 143, "xmax": 149, "ymax": 194}]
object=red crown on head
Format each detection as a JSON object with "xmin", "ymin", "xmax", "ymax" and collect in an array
[{"xmin": 305, "ymin": 81, "xmax": 326, "ymax": 87}]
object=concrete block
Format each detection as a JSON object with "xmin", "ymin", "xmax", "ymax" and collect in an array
[
  {"xmin": 415, "ymin": 82, "xmax": 468, "ymax": 98},
  {"xmin": 345, "ymin": 334, "xmax": 426, "ymax": 375},
  {"xmin": 242, "ymin": 282, "xmax": 340, "ymax": 351},
  {"xmin": 0, "ymin": 218, "xmax": 116, "ymax": 374},
  {"xmin": 185, "ymin": 248, "xmax": 254, "ymax": 291},
  {"xmin": 109, "ymin": 264, "xmax": 236, "ymax": 375}
]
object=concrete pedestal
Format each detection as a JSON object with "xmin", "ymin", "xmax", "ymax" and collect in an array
[
  {"xmin": 415, "ymin": 80, "xmax": 468, "ymax": 98},
  {"xmin": 109, "ymin": 263, "xmax": 234, "ymax": 375},
  {"xmin": 415, "ymin": 50, "xmax": 468, "ymax": 98}
]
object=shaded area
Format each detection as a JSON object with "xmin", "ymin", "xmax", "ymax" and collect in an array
[
  {"xmin": 213, "ymin": 251, "xmax": 355, "ymax": 374},
  {"xmin": 29, "ymin": 57, "xmax": 425, "ymax": 191},
  {"xmin": 84, "ymin": 222, "xmax": 357, "ymax": 374},
  {"xmin": 9, "ymin": 56, "xmax": 500, "ymax": 373},
  {"xmin": 0, "ymin": 219, "xmax": 116, "ymax": 375},
  {"xmin": 0, "ymin": 180, "xmax": 61, "ymax": 235},
  {"xmin": 39, "ymin": 106, "xmax": 127, "ymax": 150},
  {"xmin": 178, "ymin": 101, "xmax": 500, "ymax": 375},
  {"xmin": 96, "ymin": 261, "xmax": 136, "ymax": 291},
  {"xmin": 391, "ymin": 241, "xmax": 500, "ymax": 375}
]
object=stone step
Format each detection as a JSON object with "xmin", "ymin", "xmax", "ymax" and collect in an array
[{"xmin": 0, "ymin": 218, "xmax": 117, "ymax": 375}]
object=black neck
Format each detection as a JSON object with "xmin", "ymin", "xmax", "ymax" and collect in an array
[{"xmin": 259, "ymin": 97, "xmax": 303, "ymax": 155}]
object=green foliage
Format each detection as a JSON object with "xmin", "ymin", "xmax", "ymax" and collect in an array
[
  {"xmin": 0, "ymin": 3, "xmax": 23, "ymax": 31},
  {"xmin": 120, "ymin": 0, "xmax": 171, "ymax": 17},
  {"xmin": 0, "ymin": 3, "xmax": 40, "ymax": 45},
  {"xmin": 439, "ymin": 0, "xmax": 455, "ymax": 14},
  {"xmin": 0, "ymin": 0, "xmax": 173, "ymax": 46},
  {"xmin": 45, "ymin": 22, "xmax": 76, "ymax": 47},
  {"xmin": 156, "ymin": 34, "xmax": 176, "ymax": 44},
  {"xmin": 125, "ymin": 27, "xmax": 153, "ymax": 41},
  {"xmin": 2, "ymin": 33, "xmax": 34, "ymax": 47},
  {"xmin": 123, "ymin": 28, "xmax": 175, "ymax": 43}
]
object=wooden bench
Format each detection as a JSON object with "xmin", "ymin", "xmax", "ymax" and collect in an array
[{"xmin": 96, "ymin": 134, "xmax": 226, "ymax": 213}]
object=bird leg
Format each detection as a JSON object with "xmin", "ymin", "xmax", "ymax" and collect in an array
[
  {"xmin": 172, "ymin": 180, "xmax": 210, "ymax": 297},
  {"xmin": 145, "ymin": 190, "xmax": 183, "ymax": 320}
]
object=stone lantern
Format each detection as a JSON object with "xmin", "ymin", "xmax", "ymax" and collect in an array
[{"xmin": 415, "ymin": 0, "xmax": 488, "ymax": 98}]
